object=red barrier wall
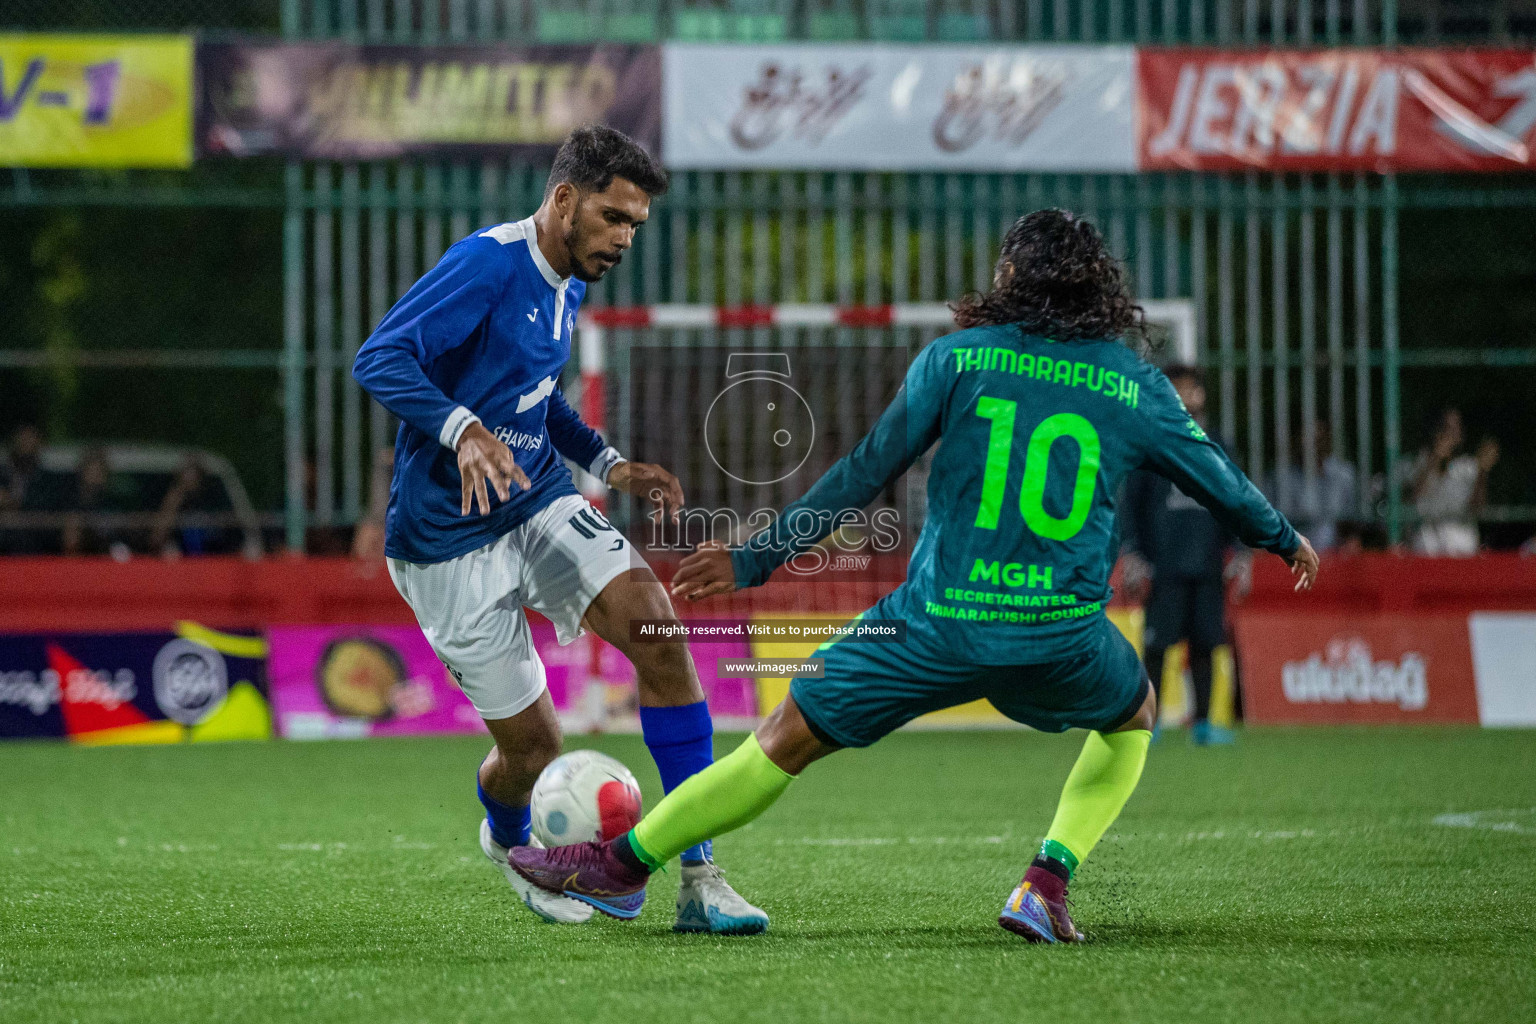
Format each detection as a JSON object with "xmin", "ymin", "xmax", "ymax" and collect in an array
[
  {"xmin": 3, "ymin": 552, "xmax": 1533, "ymax": 633},
  {"xmin": 1238, "ymin": 552, "xmax": 1536, "ymax": 613}
]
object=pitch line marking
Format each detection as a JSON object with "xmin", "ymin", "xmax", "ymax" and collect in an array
[{"xmin": 1431, "ymin": 809, "xmax": 1536, "ymax": 835}]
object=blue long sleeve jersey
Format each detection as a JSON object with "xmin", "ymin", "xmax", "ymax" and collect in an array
[
  {"xmin": 352, "ymin": 217, "xmax": 622, "ymax": 564},
  {"xmin": 731, "ymin": 324, "xmax": 1300, "ymax": 663}
]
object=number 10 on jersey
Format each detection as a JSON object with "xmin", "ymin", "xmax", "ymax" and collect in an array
[{"xmin": 974, "ymin": 397, "xmax": 1101, "ymax": 542}]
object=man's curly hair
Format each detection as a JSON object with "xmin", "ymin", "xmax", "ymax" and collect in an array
[{"xmin": 951, "ymin": 209, "xmax": 1145, "ymax": 344}]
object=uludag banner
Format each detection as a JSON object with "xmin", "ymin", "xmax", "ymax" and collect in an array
[
  {"xmin": 663, "ymin": 43, "xmax": 1136, "ymax": 171},
  {"xmin": 1233, "ymin": 613, "xmax": 1480, "ymax": 726},
  {"xmin": 197, "ymin": 41, "xmax": 661, "ymax": 159},
  {"xmin": 1138, "ymin": 48, "xmax": 1536, "ymax": 172}
]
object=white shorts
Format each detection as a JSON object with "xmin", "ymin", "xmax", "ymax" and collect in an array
[{"xmin": 387, "ymin": 494, "xmax": 644, "ymax": 720}]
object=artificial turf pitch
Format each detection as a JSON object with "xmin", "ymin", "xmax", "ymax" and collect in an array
[{"xmin": 3, "ymin": 728, "xmax": 1533, "ymax": 1024}]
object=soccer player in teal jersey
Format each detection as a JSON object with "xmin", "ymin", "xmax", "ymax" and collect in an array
[{"xmin": 510, "ymin": 209, "xmax": 1321, "ymax": 941}]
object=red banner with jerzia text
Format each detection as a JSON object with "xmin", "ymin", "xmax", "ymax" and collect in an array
[
  {"xmin": 1233, "ymin": 612, "xmax": 1480, "ymax": 725},
  {"xmin": 1137, "ymin": 48, "xmax": 1536, "ymax": 172}
]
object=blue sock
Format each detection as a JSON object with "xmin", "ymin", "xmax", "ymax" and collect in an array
[
  {"xmin": 640, "ymin": 701, "xmax": 715, "ymax": 864},
  {"xmin": 478, "ymin": 778, "xmax": 531, "ymax": 850}
]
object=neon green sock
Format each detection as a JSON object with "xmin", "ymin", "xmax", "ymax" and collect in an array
[
  {"xmin": 629, "ymin": 733, "xmax": 795, "ymax": 869},
  {"xmin": 1040, "ymin": 729, "xmax": 1151, "ymax": 877}
]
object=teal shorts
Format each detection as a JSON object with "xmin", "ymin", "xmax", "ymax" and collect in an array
[{"xmin": 789, "ymin": 594, "xmax": 1149, "ymax": 749}]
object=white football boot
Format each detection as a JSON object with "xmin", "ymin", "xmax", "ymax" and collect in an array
[
  {"xmin": 479, "ymin": 819, "xmax": 593, "ymax": 925},
  {"xmin": 674, "ymin": 861, "xmax": 769, "ymax": 935}
]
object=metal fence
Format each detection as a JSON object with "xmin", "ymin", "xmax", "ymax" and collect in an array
[
  {"xmin": 5, "ymin": 0, "xmax": 1535, "ymax": 552},
  {"xmin": 279, "ymin": 161, "xmax": 1427, "ymax": 548}
]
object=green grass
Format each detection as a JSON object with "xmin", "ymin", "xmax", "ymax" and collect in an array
[{"xmin": 3, "ymin": 728, "xmax": 1534, "ymax": 1023}]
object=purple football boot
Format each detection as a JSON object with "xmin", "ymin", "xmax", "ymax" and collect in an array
[
  {"xmin": 998, "ymin": 865, "xmax": 1086, "ymax": 943},
  {"xmin": 510, "ymin": 841, "xmax": 649, "ymax": 920}
]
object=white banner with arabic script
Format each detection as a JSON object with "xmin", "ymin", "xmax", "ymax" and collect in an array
[{"xmin": 662, "ymin": 43, "xmax": 1135, "ymax": 171}]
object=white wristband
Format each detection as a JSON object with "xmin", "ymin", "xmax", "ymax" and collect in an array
[
  {"xmin": 590, "ymin": 447, "xmax": 625, "ymax": 484},
  {"xmin": 440, "ymin": 406, "xmax": 481, "ymax": 450}
]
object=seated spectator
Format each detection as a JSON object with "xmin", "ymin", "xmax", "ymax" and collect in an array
[
  {"xmin": 1267, "ymin": 421, "xmax": 1358, "ymax": 553},
  {"xmin": 0, "ymin": 425, "xmax": 44, "ymax": 507},
  {"xmin": 61, "ymin": 447, "xmax": 136, "ymax": 558},
  {"xmin": 1409, "ymin": 407, "xmax": 1498, "ymax": 556},
  {"xmin": 150, "ymin": 455, "xmax": 241, "ymax": 557},
  {"xmin": 0, "ymin": 425, "xmax": 65, "ymax": 555}
]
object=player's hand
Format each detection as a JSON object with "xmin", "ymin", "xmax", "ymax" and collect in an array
[
  {"xmin": 456, "ymin": 422, "xmax": 530, "ymax": 516},
  {"xmin": 609, "ymin": 461, "xmax": 685, "ymax": 525},
  {"xmin": 670, "ymin": 540, "xmax": 737, "ymax": 603},
  {"xmin": 1286, "ymin": 535, "xmax": 1320, "ymax": 593}
]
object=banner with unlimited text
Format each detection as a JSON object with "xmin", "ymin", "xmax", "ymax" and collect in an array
[
  {"xmin": 0, "ymin": 35, "xmax": 192, "ymax": 168},
  {"xmin": 197, "ymin": 41, "xmax": 661, "ymax": 160}
]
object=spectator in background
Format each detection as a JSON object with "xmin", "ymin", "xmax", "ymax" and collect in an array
[
  {"xmin": 151, "ymin": 455, "xmax": 238, "ymax": 557},
  {"xmin": 0, "ymin": 425, "xmax": 64, "ymax": 555},
  {"xmin": 61, "ymin": 447, "xmax": 134, "ymax": 558},
  {"xmin": 1120, "ymin": 365, "xmax": 1246, "ymax": 747},
  {"xmin": 351, "ymin": 446, "xmax": 394, "ymax": 562},
  {"xmin": 1268, "ymin": 421, "xmax": 1358, "ymax": 553},
  {"xmin": 1409, "ymin": 407, "xmax": 1498, "ymax": 556},
  {"xmin": 0, "ymin": 425, "xmax": 44, "ymax": 508}
]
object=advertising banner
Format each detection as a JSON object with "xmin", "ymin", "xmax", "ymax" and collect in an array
[
  {"xmin": 268, "ymin": 622, "xmax": 755, "ymax": 739},
  {"xmin": 0, "ymin": 624, "xmax": 269, "ymax": 743},
  {"xmin": 0, "ymin": 35, "xmax": 192, "ymax": 168},
  {"xmin": 1234, "ymin": 612, "xmax": 1479, "ymax": 725},
  {"xmin": 1469, "ymin": 612, "xmax": 1536, "ymax": 727},
  {"xmin": 197, "ymin": 41, "xmax": 661, "ymax": 160},
  {"xmin": 1138, "ymin": 47, "xmax": 1536, "ymax": 172},
  {"xmin": 663, "ymin": 43, "xmax": 1136, "ymax": 171},
  {"xmin": 267, "ymin": 625, "xmax": 480, "ymax": 739}
]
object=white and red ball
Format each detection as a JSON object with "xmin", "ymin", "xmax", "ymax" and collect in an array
[{"xmin": 530, "ymin": 749, "xmax": 643, "ymax": 847}]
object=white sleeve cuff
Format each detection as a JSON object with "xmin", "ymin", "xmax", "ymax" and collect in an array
[
  {"xmin": 440, "ymin": 406, "xmax": 481, "ymax": 450},
  {"xmin": 589, "ymin": 447, "xmax": 625, "ymax": 484}
]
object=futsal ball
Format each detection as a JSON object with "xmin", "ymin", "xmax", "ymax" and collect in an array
[{"xmin": 531, "ymin": 750, "xmax": 643, "ymax": 847}]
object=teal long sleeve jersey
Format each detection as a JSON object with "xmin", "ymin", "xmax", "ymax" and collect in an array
[{"xmin": 730, "ymin": 325, "xmax": 1300, "ymax": 664}]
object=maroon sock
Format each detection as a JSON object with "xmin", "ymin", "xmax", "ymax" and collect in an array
[{"xmin": 1024, "ymin": 863, "xmax": 1068, "ymax": 903}]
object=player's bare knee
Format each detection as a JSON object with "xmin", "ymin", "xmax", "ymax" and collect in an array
[
  {"xmin": 756, "ymin": 698, "xmax": 836, "ymax": 775},
  {"xmin": 630, "ymin": 636, "xmax": 700, "ymax": 703}
]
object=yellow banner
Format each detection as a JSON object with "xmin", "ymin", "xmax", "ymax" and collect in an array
[{"xmin": 0, "ymin": 35, "xmax": 192, "ymax": 168}]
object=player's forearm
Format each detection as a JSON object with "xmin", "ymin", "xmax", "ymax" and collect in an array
[
  {"xmin": 352, "ymin": 344, "xmax": 473, "ymax": 449},
  {"xmin": 1209, "ymin": 487, "xmax": 1300, "ymax": 557},
  {"xmin": 731, "ymin": 360, "xmax": 940, "ymax": 588},
  {"xmin": 545, "ymin": 390, "xmax": 622, "ymax": 480}
]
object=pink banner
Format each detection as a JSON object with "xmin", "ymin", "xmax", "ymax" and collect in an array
[
  {"xmin": 268, "ymin": 622, "xmax": 756, "ymax": 738},
  {"xmin": 268, "ymin": 625, "xmax": 480, "ymax": 739}
]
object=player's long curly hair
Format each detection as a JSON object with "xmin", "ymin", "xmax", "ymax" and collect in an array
[{"xmin": 951, "ymin": 209, "xmax": 1146, "ymax": 345}]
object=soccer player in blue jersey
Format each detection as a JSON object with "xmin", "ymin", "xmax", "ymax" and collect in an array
[
  {"xmin": 352, "ymin": 126, "xmax": 765, "ymax": 933},
  {"xmin": 509, "ymin": 209, "xmax": 1321, "ymax": 940}
]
